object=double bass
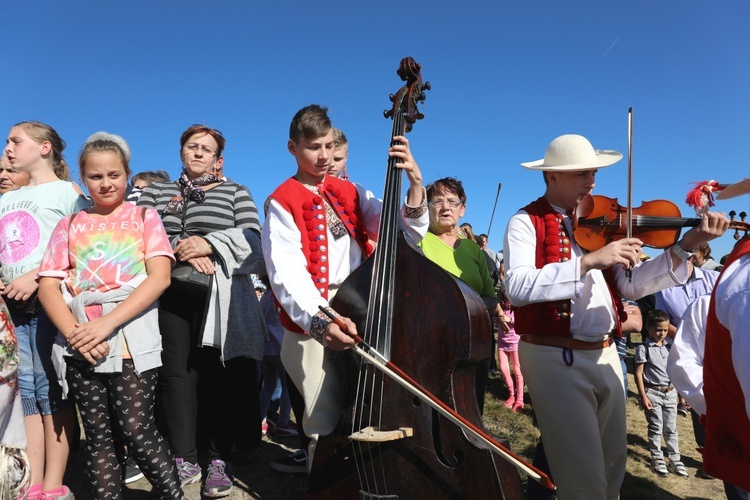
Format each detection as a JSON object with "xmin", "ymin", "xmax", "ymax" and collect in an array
[{"xmin": 308, "ymin": 57, "xmax": 523, "ymax": 499}]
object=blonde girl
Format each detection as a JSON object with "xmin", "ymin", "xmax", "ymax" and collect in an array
[
  {"xmin": 37, "ymin": 132, "xmax": 183, "ymax": 499},
  {"xmin": 1, "ymin": 121, "xmax": 89, "ymax": 500}
]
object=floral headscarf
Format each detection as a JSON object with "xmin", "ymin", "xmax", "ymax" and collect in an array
[{"xmin": 163, "ymin": 167, "xmax": 223, "ymax": 216}]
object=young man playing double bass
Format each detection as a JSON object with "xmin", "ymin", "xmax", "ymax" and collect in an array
[
  {"xmin": 503, "ymin": 134, "xmax": 727, "ymax": 499},
  {"xmin": 261, "ymin": 104, "xmax": 427, "ymax": 472}
]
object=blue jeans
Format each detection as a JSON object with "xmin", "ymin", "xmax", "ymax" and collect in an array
[{"xmin": 15, "ymin": 310, "xmax": 65, "ymax": 416}]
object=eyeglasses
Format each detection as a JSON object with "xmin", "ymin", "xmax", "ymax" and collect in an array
[
  {"xmin": 184, "ymin": 143, "xmax": 217, "ymax": 157},
  {"xmin": 428, "ymin": 199, "xmax": 463, "ymax": 209}
]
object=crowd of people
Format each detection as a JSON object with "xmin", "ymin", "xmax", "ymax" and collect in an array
[{"xmin": 0, "ymin": 113, "xmax": 747, "ymax": 500}]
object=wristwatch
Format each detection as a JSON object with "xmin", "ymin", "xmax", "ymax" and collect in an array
[{"xmin": 671, "ymin": 242, "xmax": 695, "ymax": 261}]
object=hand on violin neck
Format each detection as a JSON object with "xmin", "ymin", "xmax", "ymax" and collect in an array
[
  {"xmin": 324, "ymin": 314, "xmax": 359, "ymax": 351},
  {"xmin": 580, "ymin": 237, "xmax": 643, "ymax": 275},
  {"xmin": 677, "ymin": 211, "xmax": 730, "ymax": 254}
]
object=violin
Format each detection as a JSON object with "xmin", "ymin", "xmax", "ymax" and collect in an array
[{"xmin": 574, "ymin": 194, "xmax": 750, "ymax": 252}]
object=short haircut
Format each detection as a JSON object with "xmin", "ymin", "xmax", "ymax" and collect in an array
[
  {"xmin": 131, "ymin": 170, "xmax": 171, "ymax": 186},
  {"xmin": 289, "ymin": 105, "xmax": 331, "ymax": 143},
  {"xmin": 646, "ymin": 309, "xmax": 669, "ymax": 327},
  {"xmin": 695, "ymin": 242, "xmax": 712, "ymax": 259},
  {"xmin": 426, "ymin": 177, "xmax": 467, "ymax": 204},
  {"xmin": 180, "ymin": 124, "xmax": 226, "ymax": 157},
  {"xmin": 332, "ymin": 127, "xmax": 348, "ymax": 150}
]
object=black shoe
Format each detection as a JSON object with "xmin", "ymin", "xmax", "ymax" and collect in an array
[
  {"xmin": 270, "ymin": 449, "xmax": 308, "ymax": 474},
  {"xmin": 124, "ymin": 456, "xmax": 145, "ymax": 484}
]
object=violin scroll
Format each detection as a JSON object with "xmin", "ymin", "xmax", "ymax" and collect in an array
[{"xmin": 728, "ymin": 210, "xmax": 750, "ymax": 240}]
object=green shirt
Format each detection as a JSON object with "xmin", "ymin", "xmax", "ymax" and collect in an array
[{"xmin": 418, "ymin": 232, "xmax": 496, "ymax": 298}]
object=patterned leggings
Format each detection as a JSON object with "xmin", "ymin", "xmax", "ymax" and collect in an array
[{"xmin": 67, "ymin": 359, "xmax": 182, "ymax": 500}]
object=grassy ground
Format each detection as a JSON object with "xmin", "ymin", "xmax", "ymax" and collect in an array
[{"xmin": 69, "ymin": 338, "xmax": 726, "ymax": 498}]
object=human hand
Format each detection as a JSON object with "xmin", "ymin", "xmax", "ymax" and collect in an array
[
  {"xmin": 183, "ymin": 256, "xmax": 216, "ymax": 275},
  {"xmin": 640, "ymin": 396, "xmax": 653, "ymax": 411},
  {"xmin": 80, "ymin": 341, "xmax": 111, "ymax": 365},
  {"xmin": 678, "ymin": 211, "xmax": 729, "ymax": 254},
  {"xmin": 580, "ymin": 238, "xmax": 643, "ymax": 274},
  {"xmin": 175, "ymin": 236, "xmax": 213, "ymax": 262},
  {"xmin": 1, "ymin": 271, "xmax": 39, "ymax": 301},
  {"xmin": 390, "ymin": 135, "xmax": 422, "ymax": 187},
  {"xmin": 324, "ymin": 315, "xmax": 358, "ymax": 351},
  {"xmin": 68, "ymin": 317, "xmax": 117, "ymax": 354}
]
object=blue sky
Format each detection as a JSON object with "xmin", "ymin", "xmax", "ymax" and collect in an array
[{"xmin": 4, "ymin": 1, "xmax": 750, "ymax": 260}]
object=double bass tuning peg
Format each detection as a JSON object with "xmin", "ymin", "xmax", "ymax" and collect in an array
[{"xmin": 422, "ymin": 81, "xmax": 431, "ymax": 92}]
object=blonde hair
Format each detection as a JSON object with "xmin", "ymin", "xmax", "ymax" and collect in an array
[{"xmin": 14, "ymin": 121, "xmax": 70, "ymax": 180}]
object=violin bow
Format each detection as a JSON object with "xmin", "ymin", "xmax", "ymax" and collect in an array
[
  {"xmin": 486, "ymin": 182, "xmax": 503, "ymax": 239},
  {"xmin": 626, "ymin": 107, "xmax": 634, "ymax": 279},
  {"xmin": 319, "ymin": 306, "xmax": 556, "ymax": 490}
]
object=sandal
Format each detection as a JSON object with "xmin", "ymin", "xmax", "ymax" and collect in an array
[
  {"xmin": 651, "ymin": 458, "xmax": 669, "ymax": 476},
  {"xmin": 669, "ymin": 460, "xmax": 689, "ymax": 478}
]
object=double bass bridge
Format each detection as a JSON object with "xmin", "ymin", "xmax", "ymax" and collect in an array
[{"xmin": 349, "ymin": 426, "xmax": 414, "ymax": 443}]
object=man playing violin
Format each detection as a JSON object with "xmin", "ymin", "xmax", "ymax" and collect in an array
[{"xmin": 503, "ymin": 134, "xmax": 728, "ymax": 500}]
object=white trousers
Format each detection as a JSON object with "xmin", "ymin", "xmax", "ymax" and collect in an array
[
  {"xmin": 281, "ymin": 328, "xmax": 343, "ymax": 469},
  {"xmin": 519, "ymin": 340, "xmax": 626, "ymax": 500}
]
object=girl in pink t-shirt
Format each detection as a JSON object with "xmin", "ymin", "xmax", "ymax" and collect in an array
[
  {"xmin": 496, "ymin": 291, "xmax": 524, "ymax": 413},
  {"xmin": 37, "ymin": 133, "xmax": 183, "ymax": 499}
]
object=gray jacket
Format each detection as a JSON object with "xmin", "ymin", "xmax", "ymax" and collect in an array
[
  {"xmin": 203, "ymin": 228, "xmax": 269, "ymax": 362},
  {"xmin": 51, "ymin": 282, "xmax": 162, "ymax": 398}
]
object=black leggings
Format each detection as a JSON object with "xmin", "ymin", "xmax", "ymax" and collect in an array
[{"xmin": 66, "ymin": 359, "xmax": 182, "ymax": 500}]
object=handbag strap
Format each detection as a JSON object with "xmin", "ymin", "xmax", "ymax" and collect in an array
[{"xmin": 180, "ymin": 192, "xmax": 190, "ymax": 238}]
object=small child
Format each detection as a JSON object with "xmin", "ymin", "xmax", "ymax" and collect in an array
[
  {"xmin": 37, "ymin": 132, "xmax": 183, "ymax": 499},
  {"xmin": 635, "ymin": 309, "xmax": 688, "ymax": 478},
  {"xmin": 496, "ymin": 292, "xmax": 523, "ymax": 412}
]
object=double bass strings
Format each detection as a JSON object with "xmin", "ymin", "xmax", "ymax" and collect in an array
[{"xmin": 351, "ymin": 109, "xmax": 408, "ymax": 497}]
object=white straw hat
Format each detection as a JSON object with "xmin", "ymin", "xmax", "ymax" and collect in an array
[{"xmin": 521, "ymin": 134, "xmax": 622, "ymax": 171}]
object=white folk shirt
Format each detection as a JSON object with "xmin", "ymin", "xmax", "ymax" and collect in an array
[
  {"xmin": 262, "ymin": 182, "xmax": 428, "ymax": 334},
  {"xmin": 668, "ymin": 294, "xmax": 710, "ymax": 416},
  {"xmin": 711, "ymin": 255, "xmax": 750, "ymax": 418},
  {"xmin": 503, "ymin": 204, "xmax": 690, "ymax": 342}
]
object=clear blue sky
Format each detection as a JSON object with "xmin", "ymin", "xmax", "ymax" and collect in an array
[{"xmin": 4, "ymin": 1, "xmax": 749, "ymax": 260}]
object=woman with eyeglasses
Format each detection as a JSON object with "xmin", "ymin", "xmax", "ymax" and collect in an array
[
  {"xmin": 137, "ymin": 124, "xmax": 267, "ymax": 498},
  {"xmin": 418, "ymin": 177, "xmax": 500, "ymax": 412}
]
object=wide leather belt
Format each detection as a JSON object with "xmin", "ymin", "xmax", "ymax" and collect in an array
[{"xmin": 520, "ymin": 334, "xmax": 613, "ymax": 350}]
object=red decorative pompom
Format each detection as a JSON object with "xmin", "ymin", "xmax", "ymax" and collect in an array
[
  {"xmin": 312, "ymin": 196, "xmax": 322, "ymax": 205},
  {"xmin": 685, "ymin": 180, "xmax": 724, "ymax": 215}
]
